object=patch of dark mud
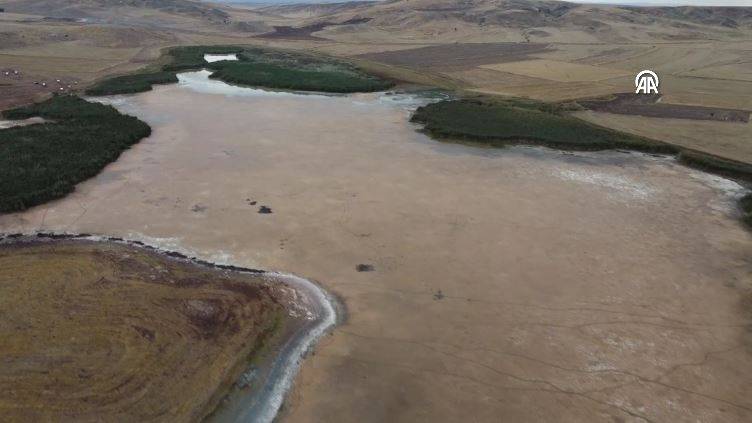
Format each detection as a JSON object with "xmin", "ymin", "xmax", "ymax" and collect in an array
[
  {"xmin": 579, "ymin": 93, "xmax": 750, "ymax": 123},
  {"xmin": 356, "ymin": 264, "xmax": 374, "ymax": 272}
]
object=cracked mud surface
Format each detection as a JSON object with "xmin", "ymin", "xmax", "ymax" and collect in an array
[{"xmin": 2, "ymin": 74, "xmax": 751, "ymax": 422}]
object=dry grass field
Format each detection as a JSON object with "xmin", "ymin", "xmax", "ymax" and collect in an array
[
  {"xmin": 356, "ymin": 43, "xmax": 551, "ymax": 71},
  {"xmin": 0, "ymin": 238, "xmax": 287, "ymax": 422},
  {"xmin": 479, "ymin": 59, "xmax": 631, "ymax": 83},
  {"xmin": 575, "ymin": 110, "xmax": 752, "ymax": 163}
]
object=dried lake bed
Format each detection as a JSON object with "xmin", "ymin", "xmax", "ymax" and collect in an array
[{"xmin": 2, "ymin": 71, "xmax": 752, "ymax": 422}]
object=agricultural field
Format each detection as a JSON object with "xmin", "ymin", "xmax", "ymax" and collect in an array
[
  {"xmin": 574, "ymin": 110, "xmax": 752, "ymax": 164},
  {"xmin": 479, "ymin": 59, "xmax": 631, "ymax": 83}
]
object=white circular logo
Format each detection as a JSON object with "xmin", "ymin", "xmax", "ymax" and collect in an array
[{"xmin": 635, "ymin": 70, "xmax": 659, "ymax": 94}]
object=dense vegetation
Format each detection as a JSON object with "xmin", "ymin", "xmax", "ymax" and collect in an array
[
  {"xmin": 206, "ymin": 47, "xmax": 393, "ymax": 93},
  {"xmin": 411, "ymin": 99, "xmax": 676, "ymax": 153},
  {"xmin": 677, "ymin": 151, "xmax": 752, "ymax": 183},
  {"xmin": 85, "ymin": 71, "xmax": 178, "ymax": 95},
  {"xmin": 209, "ymin": 61, "xmax": 392, "ymax": 93},
  {"xmin": 86, "ymin": 45, "xmax": 393, "ymax": 95},
  {"xmin": 0, "ymin": 96, "xmax": 151, "ymax": 212},
  {"xmin": 85, "ymin": 45, "xmax": 242, "ymax": 95},
  {"xmin": 162, "ymin": 45, "xmax": 244, "ymax": 72}
]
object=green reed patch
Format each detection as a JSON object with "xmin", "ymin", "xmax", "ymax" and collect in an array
[
  {"xmin": 86, "ymin": 71, "xmax": 178, "ymax": 95},
  {"xmin": 411, "ymin": 99, "xmax": 676, "ymax": 153},
  {"xmin": 678, "ymin": 151, "xmax": 752, "ymax": 183},
  {"xmin": 208, "ymin": 61, "xmax": 393, "ymax": 93},
  {"xmin": 0, "ymin": 96, "xmax": 151, "ymax": 212}
]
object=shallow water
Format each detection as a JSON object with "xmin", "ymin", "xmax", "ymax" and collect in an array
[
  {"xmin": 204, "ymin": 53, "xmax": 239, "ymax": 63},
  {"xmin": 4, "ymin": 72, "xmax": 752, "ymax": 422},
  {"xmin": 0, "ymin": 117, "xmax": 45, "ymax": 129}
]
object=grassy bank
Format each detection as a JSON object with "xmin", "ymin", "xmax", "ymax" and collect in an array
[
  {"xmin": 86, "ymin": 45, "xmax": 393, "ymax": 95},
  {"xmin": 677, "ymin": 151, "xmax": 752, "ymax": 183},
  {"xmin": 0, "ymin": 96, "xmax": 151, "ymax": 212}
]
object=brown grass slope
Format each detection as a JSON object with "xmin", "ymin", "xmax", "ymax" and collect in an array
[
  {"xmin": 0, "ymin": 0, "xmax": 230, "ymax": 22},
  {"xmin": 259, "ymin": 0, "xmax": 752, "ymax": 42}
]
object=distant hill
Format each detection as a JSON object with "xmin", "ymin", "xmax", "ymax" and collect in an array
[
  {"xmin": 0, "ymin": 0, "xmax": 230, "ymax": 22},
  {"xmin": 2, "ymin": 0, "xmax": 750, "ymax": 42},
  {"xmin": 254, "ymin": 0, "xmax": 752, "ymax": 42},
  {"xmin": 624, "ymin": 5, "xmax": 752, "ymax": 28}
]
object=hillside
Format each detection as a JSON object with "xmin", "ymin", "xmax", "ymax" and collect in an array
[
  {"xmin": 5, "ymin": 0, "xmax": 750, "ymax": 42},
  {"xmin": 255, "ymin": 0, "xmax": 752, "ymax": 43},
  {"xmin": 626, "ymin": 5, "xmax": 752, "ymax": 28},
  {"xmin": 0, "ymin": 0, "xmax": 230, "ymax": 22}
]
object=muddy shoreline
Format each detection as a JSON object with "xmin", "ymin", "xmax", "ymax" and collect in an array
[{"xmin": 0, "ymin": 232, "xmax": 341, "ymax": 423}]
